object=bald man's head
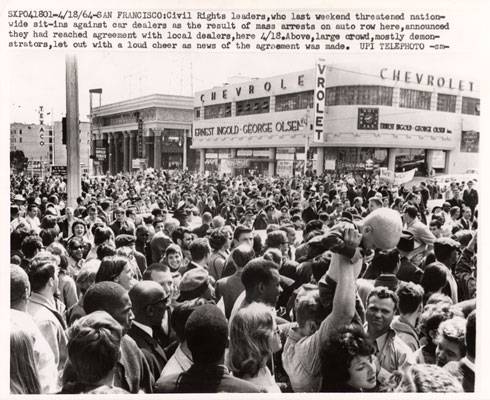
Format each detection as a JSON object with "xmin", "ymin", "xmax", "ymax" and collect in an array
[
  {"xmin": 129, "ymin": 281, "xmax": 167, "ymax": 326},
  {"xmin": 361, "ymin": 208, "xmax": 403, "ymax": 250}
]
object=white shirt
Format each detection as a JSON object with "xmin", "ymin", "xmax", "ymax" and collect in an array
[
  {"xmin": 159, "ymin": 344, "xmax": 193, "ymax": 378},
  {"xmin": 11, "ymin": 309, "xmax": 59, "ymax": 393}
]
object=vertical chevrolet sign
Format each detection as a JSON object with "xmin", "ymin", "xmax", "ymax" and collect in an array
[{"xmin": 313, "ymin": 59, "xmax": 327, "ymax": 143}]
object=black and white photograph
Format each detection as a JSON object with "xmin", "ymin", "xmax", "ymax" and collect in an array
[{"xmin": 2, "ymin": 0, "xmax": 487, "ymax": 397}]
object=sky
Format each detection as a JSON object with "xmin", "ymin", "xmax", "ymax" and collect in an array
[{"xmin": 8, "ymin": 50, "xmax": 481, "ymax": 124}]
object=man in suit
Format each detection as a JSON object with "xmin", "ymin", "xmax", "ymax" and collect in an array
[
  {"xmin": 448, "ymin": 187, "xmax": 465, "ymax": 215},
  {"xmin": 63, "ymin": 282, "xmax": 155, "ymax": 393},
  {"xmin": 457, "ymin": 207, "xmax": 473, "ymax": 231},
  {"xmin": 403, "ymin": 205, "xmax": 435, "ymax": 246},
  {"xmin": 128, "ymin": 281, "xmax": 169, "ymax": 379},
  {"xmin": 301, "ymin": 195, "xmax": 319, "ymax": 224},
  {"xmin": 192, "ymin": 211, "xmax": 212, "ymax": 238},
  {"xmin": 462, "ymin": 180, "xmax": 478, "ymax": 217},
  {"xmin": 253, "ymin": 199, "xmax": 269, "ymax": 230},
  {"xmin": 110, "ymin": 207, "xmax": 136, "ymax": 237},
  {"xmin": 215, "ymin": 244, "xmax": 255, "ymax": 319}
]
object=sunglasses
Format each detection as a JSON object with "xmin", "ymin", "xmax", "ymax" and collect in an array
[{"xmin": 148, "ymin": 295, "xmax": 170, "ymax": 307}]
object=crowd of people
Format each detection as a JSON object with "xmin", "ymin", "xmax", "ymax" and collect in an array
[{"xmin": 10, "ymin": 168, "xmax": 478, "ymax": 393}]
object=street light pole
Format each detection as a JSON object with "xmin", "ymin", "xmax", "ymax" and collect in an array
[
  {"xmin": 66, "ymin": 55, "xmax": 81, "ymax": 208},
  {"xmin": 303, "ymin": 107, "xmax": 311, "ymax": 175}
]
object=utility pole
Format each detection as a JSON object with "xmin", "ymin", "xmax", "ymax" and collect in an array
[
  {"xmin": 65, "ymin": 55, "xmax": 81, "ymax": 208},
  {"xmin": 304, "ymin": 107, "xmax": 311, "ymax": 175}
]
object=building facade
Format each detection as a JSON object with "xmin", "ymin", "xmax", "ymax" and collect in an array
[
  {"xmin": 192, "ymin": 64, "xmax": 479, "ymax": 177},
  {"xmin": 10, "ymin": 121, "xmax": 91, "ymax": 176},
  {"xmin": 90, "ymin": 94, "xmax": 195, "ymax": 175}
]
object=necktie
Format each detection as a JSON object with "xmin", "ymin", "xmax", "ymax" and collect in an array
[{"xmin": 152, "ymin": 325, "xmax": 167, "ymax": 347}]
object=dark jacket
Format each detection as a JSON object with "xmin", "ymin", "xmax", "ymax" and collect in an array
[
  {"xmin": 301, "ymin": 206, "xmax": 319, "ymax": 224},
  {"xmin": 154, "ymin": 364, "xmax": 260, "ymax": 393},
  {"xmin": 63, "ymin": 334, "xmax": 154, "ymax": 393},
  {"xmin": 397, "ymin": 257, "xmax": 423, "ymax": 284},
  {"xmin": 253, "ymin": 210, "xmax": 268, "ymax": 230},
  {"xmin": 192, "ymin": 223, "xmax": 210, "ymax": 238},
  {"xmin": 128, "ymin": 324, "xmax": 167, "ymax": 380},
  {"xmin": 462, "ymin": 188, "xmax": 478, "ymax": 210}
]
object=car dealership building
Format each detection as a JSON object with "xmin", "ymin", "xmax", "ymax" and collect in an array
[{"xmin": 192, "ymin": 63, "xmax": 479, "ymax": 177}]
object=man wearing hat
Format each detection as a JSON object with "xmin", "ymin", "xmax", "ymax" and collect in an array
[
  {"xmin": 178, "ymin": 268, "xmax": 214, "ymax": 302},
  {"xmin": 115, "ymin": 234, "xmax": 146, "ymax": 275},
  {"xmin": 396, "ymin": 231, "xmax": 424, "ymax": 284}
]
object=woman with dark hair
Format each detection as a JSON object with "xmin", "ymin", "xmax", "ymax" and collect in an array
[
  {"xmin": 66, "ymin": 219, "xmax": 92, "ymax": 258},
  {"xmin": 86, "ymin": 225, "xmax": 114, "ymax": 261},
  {"xmin": 391, "ymin": 197, "xmax": 404, "ymax": 213},
  {"xmin": 207, "ymin": 228, "xmax": 230, "ymax": 281},
  {"xmin": 320, "ymin": 325, "xmax": 377, "ymax": 392},
  {"xmin": 10, "ymin": 325, "xmax": 41, "ymax": 394},
  {"xmin": 420, "ymin": 262, "xmax": 448, "ymax": 304},
  {"xmin": 95, "ymin": 255, "xmax": 136, "ymax": 290}
]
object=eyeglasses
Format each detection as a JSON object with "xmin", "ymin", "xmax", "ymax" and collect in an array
[{"xmin": 148, "ymin": 295, "xmax": 170, "ymax": 307}]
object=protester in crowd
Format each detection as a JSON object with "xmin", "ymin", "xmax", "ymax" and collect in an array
[
  {"xmin": 444, "ymin": 310, "xmax": 475, "ymax": 392},
  {"xmin": 60, "ymin": 311, "xmax": 125, "ymax": 394},
  {"xmin": 20, "ymin": 234, "xmax": 44, "ymax": 272},
  {"xmin": 177, "ymin": 268, "xmax": 214, "ymax": 302},
  {"xmin": 128, "ymin": 281, "xmax": 169, "ymax": 378},
  {"xmin": 110, "ymin": 207, "xmax": 136, "ymax": 237},
  {"xmin": 159, "ymin": 298, "xmax": 210, "ymax": 377},
  {"xmin": 10, "ymin": 324, "xmax": 41, "ymax": 394},
  {"xmin": 403, "ymin": 205, "xmax": 435, "ymax": 246},
  {"xmin": 9, "ymin": 168, "xmax": 479, "ymax": 394},
  {"xmin": 67, "ymin": 219, "xmax": 91, "ymax": 257},
  {"xmin": 365, "ymin": 287, "xmax": 414, "ymax": 382},
  {"xmin": 207, "ymin": 228, "xmax": 231, "ymax": 281},
  {"xmin": 229, "ymin": 302, "xmax": 282, "ymax": 392},
  {"xmin": 215, "ymin": 244, "xmax": 254, "ymax": 319},
  {"xmin": 391, "ymin": 282, "xmax": 424, "ymax": 352},
  {"xmin": 230, "ymin": 258, "xmax": 283, "ymax": 321},
  {"xmin": 283, "ymin": 251, "xmax": 359, "ymax": 392},
  {"xmin": 68, "ymin": 281, "xmax": 154, "ymax": 393},
  {"xmin": 462, "ymin": 180, "xmax": 478, "ymax": 216},
  {"xmin": 11, "ymin": 264, "xmax": 58, "ymax": 393},
  {"xmin": 420, "ymin": 262, "xmax": 450, "ymax": 304},
  {"xmin": 433, "ymin": 238, "xmax": 461, "ymax": 303},
  {"xmin": 392, "ymin": 364, "xmax": 463, "ymax": 392},
  {"xmin": 435, "ymin": 316, "xmax": 467, "ymax": 367},
  {"xmin": 95, "ymin": 255, "xmax": 137, "ymax": 291},
  {"xmin": 320, "ymin": 325, "xmax": 377, "ymax": 392},
  {"xmin": 155, "ymin": 304, "xmax": 260, "ymax": 393},
  {"xmin": 26, "ymin": 257, "xmax": 68, "ymax": 375},
  {"xmin": 66, "ymin": 262, "xmax": 99, "ymax": 326}
]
